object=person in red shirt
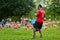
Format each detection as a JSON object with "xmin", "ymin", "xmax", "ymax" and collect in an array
[{"xmin": 33, "ymin": 4, "xmax": 45, "ymax": 38}]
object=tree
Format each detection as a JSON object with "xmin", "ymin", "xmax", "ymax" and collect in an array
[
  {"xmin": 0, "ymin": 0, "xmax": 35, "ymax": 19},
  {"xmin": 46, "ymin": 0, "xmax": 60, "ymax": 19}
]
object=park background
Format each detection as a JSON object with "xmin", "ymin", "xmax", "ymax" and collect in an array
[{"xmin": 0, "ymin": 0, "xmax": 60, "ymax": 40}]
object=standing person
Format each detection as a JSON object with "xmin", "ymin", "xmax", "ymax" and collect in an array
[
  {"xmin": 33, "ymin": 4, "xmax": 45, "ymax": 38},
  {"xmin": 31, "ymin": 18, "xmax": 36, "ymax": 27}
]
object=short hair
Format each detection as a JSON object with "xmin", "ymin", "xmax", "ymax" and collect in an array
[{"xmin": 38, "ymin": 4, "xmax": 42, "ymax": 8}]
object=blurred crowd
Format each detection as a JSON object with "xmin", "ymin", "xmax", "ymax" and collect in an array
[
  {"xmin": 0, "ymin": 17, "xmax": 32, "ymax": 30},
  {"xmin": 0, "ymin": 18, "xmax": 21, "ymax": 28},
  {"xmin": 0, "ymin": 17, "xmax": 59, "ymax": 30}
]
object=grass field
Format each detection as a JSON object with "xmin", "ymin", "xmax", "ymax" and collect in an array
[{"xmin": 0, "ymin": 27, "xmax": 60, "ymax": 40}]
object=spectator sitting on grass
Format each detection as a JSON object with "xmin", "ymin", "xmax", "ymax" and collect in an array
[
  {"xmin": 4, "ymin": 22, "xmax": 10, "ymax": 28},
  {"xmin": 10, "ymin": 21, "xmax": 17, "ymax": 28},
  {"xmin": 26, "ymin": 22, "xmax": 32, "ymax": 30},
  {"xmin": 16, "ymin": 21, "xmax": 21, "ymax": 28},
  {"xmin": 7, "ymin": 17, "xmax": 12, "ymax": 23}
]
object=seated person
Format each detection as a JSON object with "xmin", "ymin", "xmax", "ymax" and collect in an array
[
  {"xmin": 10, "ymin": 22, "xmax": 17, "ymax": 28},
  {"xmin": 16, "ymin": 21, "xmax": 21, "ymax": 28},
  {"xmin": 4, "ymin": 22, "xmax": 10, "ymax": 28},
  {"xmin": 26, "ymin": 23, "xmax": 32, "ymax": 30}
]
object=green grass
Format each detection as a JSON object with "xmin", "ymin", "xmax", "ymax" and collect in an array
[{"xmin": 0, "ymin": 27, "xmax": 60, "ymax": 40}]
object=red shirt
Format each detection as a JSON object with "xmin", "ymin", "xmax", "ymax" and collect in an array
[{"xmin": 36, "ymin": 9, "xmax": 45, "ymax": 22}]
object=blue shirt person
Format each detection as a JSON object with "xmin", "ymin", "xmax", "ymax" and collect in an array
[{"xmin": 31, "ymin": 18, "xmax": 36, "ymax": 25}]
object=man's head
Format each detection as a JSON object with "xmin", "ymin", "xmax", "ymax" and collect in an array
[{"xmin": 38, "ymin": 4, "xmax": 43, "ymax": 10}]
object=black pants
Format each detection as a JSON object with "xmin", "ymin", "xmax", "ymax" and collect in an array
[{"xmin": 33, "ymin": 22, "xmax": 43, "ymax": 30}]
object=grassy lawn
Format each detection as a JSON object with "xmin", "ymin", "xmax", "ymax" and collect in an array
[{"xmin": 0, "ymin": 27, "xmax": 60, "ymax": 40}]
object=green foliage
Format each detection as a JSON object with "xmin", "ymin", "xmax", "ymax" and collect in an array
[
  {"xmin": 0, "ymin": 0, "xmax": 35, "ymax": 19},
  {"xmin": 46, "ymin": 0, "xmax": 60, "ymax": 19},
  {"xmin": 26, "ymin": 9, "xmax": 36, "ymax": 18},
  {"xmin": 11, "ymin": 16, "xmax": 19, "ymax": 21}
]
